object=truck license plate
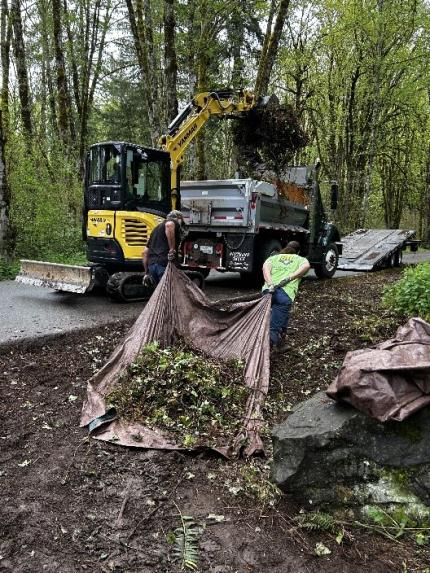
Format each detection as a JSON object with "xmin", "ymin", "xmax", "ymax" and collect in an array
[{"xmin": 200, "ymin": 245, "xmax": 213, "ymax": 255}]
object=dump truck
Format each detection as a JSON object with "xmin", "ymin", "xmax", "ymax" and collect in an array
[
  {"xmin": 338, "ymin": 228, "xmax": 420, "ymax": 271},
  {"xmin": 179, "ymin": 167, "xmax": 342, "ymax": 279}
]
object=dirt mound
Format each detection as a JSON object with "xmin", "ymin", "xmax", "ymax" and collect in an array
[{"xmin": 233, "ymin": 95, "xmax": 308, "ymax": 179}]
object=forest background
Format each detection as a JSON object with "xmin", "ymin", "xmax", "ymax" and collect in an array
[{"xmin": 1, "ymin": 0, "xmax": 430, "ymax": 268}]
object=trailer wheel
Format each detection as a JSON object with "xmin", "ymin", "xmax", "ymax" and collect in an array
[
  {"xmin": 387, "ymin": 249, "xmax": 402, "ymax": 268},
  {"xmin": 314, "ymin": 243, "xmax": 339, "ymax": 278},
  {"xmin": 393, "ymin": 249, "xmax": 402, "ymax": 267}
]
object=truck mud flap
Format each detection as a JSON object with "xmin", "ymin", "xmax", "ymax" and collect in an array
[{"xmin": 16, "ymin": 259, "xmax": 94, "ymax": 293}]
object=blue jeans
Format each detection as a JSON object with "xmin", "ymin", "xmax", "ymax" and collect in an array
[
  {"xmin": 149, "ymin": 263, "xmax": 167, "ymax": 284},
  {"xmin": 270, "ymin": 288, "xmax": 293, "ymax": 346}
]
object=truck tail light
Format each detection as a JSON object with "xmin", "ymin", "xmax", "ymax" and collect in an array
[
  {"xmin": 215, "ymin": 243, "xmax": 223, "ymax": 255},
  {"xmin": 184, "ymin": 241, "xmax": 193, "ymax": 253},
  {"xmin": 251, "ymin": 192, "xmax": 257, "ymax": 209}
]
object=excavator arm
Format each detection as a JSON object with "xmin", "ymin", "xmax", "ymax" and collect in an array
[{"xmin": 159, "ymin": 90, "xmax": 258, "ymax": 209}]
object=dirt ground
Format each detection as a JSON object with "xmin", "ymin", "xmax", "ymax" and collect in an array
[{"xmin": 1, "ymin": 269, "xmax": 429, "ymax": 572}]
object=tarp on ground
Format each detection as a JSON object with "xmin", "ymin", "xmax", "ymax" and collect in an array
[
  {"xmin": 80, "ymin": 263, "xmax": 271, "ymax": 457},
  {"xmin": 327, "ymin": 317, "xmax": 430, "ymax": 421}
]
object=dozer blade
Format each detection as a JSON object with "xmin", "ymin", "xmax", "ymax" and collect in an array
[{"xmin": 16, "ymin": 259, "xmax": 94, "ymax": 294}]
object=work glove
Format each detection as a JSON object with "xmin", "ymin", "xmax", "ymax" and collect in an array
[
  {"xmin": 167, "ymin": 250, "xmax": 176, "ymax": 262},
  {"xmin": 277, "ymin": 277, "xmax": 292, "ymax": 288},
  {"xmin": 142, "ymin": 273, "xmax": 155, "ymax": 288}
]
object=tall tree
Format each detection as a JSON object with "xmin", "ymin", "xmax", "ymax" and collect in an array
[
  {"xmin": 164, "ymin": 0, "xmax": 178, "ymax": 123},
  {"xmin": 10, "ymin": 0, "xmax": 33, "ymax": 139},
  {"xmin": 255, "ymin": 0, "xmax": 291, "ymax": 97},
  {"xmin": 52, "ymin": 0, "xmax": 75, "ymax": 145}
]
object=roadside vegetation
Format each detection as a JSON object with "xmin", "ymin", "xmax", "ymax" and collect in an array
[{"xmin": 383, "ymin": 263, "xmax": 430, "ymax": 321}]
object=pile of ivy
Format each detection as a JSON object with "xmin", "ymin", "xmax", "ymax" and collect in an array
[{"xmin": 106, "ymin": 341, "xmax": 247, "ymax": 448}]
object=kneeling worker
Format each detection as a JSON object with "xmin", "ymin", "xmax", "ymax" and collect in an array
[
  {"xmin": 142, "ymin": 210, "xmax": 184, "ymax": 285},
  {"xmin": 262, "ymin": 240, "xmax": 310, "ymax": 348}
]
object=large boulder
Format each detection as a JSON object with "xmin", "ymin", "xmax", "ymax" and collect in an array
[{"xmin": 271, "ymin": 392, "xmax": 430, "ymax": 508}]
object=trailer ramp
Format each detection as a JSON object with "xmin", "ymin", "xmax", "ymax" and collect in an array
[{"xmin": 338, "ymin": 229, "xmax": 416, "ymax": 271}]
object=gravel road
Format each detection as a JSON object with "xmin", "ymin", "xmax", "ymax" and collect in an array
[{"xmin": 1, "ymin": 250, "xmax": 429, "ymax": 347}]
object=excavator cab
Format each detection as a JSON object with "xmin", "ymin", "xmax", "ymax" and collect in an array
[
  {"xmin": 83, "ymin": 142, "xmax": 172, "ymax": 272},
  {"xmin": 84, "ymin": 142, "xmax": 171, "ymax": 216}
]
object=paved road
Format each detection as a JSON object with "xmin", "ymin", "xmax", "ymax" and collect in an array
[{"xmin": 1, "ymin": 251, "xmax": 429, "ymax": 347}]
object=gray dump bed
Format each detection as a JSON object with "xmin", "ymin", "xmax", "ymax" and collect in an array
[
  {"xmin": 181, "ymin": 178, "xmax": 309, "ymax": 232},
  {"xmin": 338, "ymin": 228, "xmax": 416, "ymax": 271}
]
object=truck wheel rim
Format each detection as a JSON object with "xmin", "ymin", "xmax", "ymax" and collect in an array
[{"xmin": 325, "ymin": 249, "xmax": 337, "ymax": 272}]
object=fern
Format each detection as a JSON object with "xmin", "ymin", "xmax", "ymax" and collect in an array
[
  {"xmin": 173, "ymin": 504, "xmax": 203, "ymax": 571},
  {"xmin": 297, "ymin": 511, "xmax": 339, "ymax": 534}
]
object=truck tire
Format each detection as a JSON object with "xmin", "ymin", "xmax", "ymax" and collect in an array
[
  {"xmin": 245, "ymin": 238, "xmax": 282, "ymax": 287},
  {"xmin": 259, "ymin": 239, "xmax": 282, "ymax": 263},
  {"xmin": 184, "ymin": 270, "xmax": 205, "ymax": 290},
  {"xmin": 314, "ymin": 243, "xmax": 339, "ymax": 279}
]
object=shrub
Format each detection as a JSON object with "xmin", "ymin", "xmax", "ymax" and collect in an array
[
  {"xmin": 382, "ymin": 263, "xmax": 430, "ymax": 320},
  {"xmin": 0, "ymin": 257, "xmax": 20, "ymax": 280}
]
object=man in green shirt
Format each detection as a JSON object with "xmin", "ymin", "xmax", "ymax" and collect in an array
[{"xmin": 262, "ymin": 241, "xmax": 310, "ymax": 348}]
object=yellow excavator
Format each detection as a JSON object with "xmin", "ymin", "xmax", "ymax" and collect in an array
[{"xmin": 17, "ymin": 90, "xmax": 258, "ymax": 301}]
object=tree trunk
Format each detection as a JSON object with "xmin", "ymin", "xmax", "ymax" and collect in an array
[
  {"xmin": 10, "ymin": 0, "xmax": 33, "ymax": 139},
  {"xmin": 52, "ymin": 0, "xmax": 75, "ymax": 146},
  {"xmin": 1, "ymin": 0, "xmax": 11, "ymax": 132},
  {"xmin": 0, "ymin": 110, "xmax": 11, "ymax": 255},
  {"xmin": 126, "ymin": 0, "xmax": 160, "ymax": 143},
  {"xmin": 229, "ymin": 2, "xmax": 245, "ymax": 88},
  {"xmin": 38, "ymin": 0, "xmax": 58, "ymax": 135},
  {"xmin": 255, "ymin": 0, "xmax": 290, "ymax": 97},
  {"xmin": 186, "ymin": 0, "xmax": 197, "ymax": 97},
  {"xmin": 163, "ymin": 0, "xmax": 178, "ymax": 125}
]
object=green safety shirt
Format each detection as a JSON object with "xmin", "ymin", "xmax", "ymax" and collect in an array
[{"xmin": 262, "ymin": 253, "xmax": 309, "ymax": 301}]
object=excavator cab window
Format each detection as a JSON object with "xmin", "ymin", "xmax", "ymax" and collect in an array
[
  {"xmin": 125, "ymin": 147, "xmax": 170, "ymax": 214},
  {"xmin": 88, "ymin": 144, "xmax": 121, "ymax": 184}
]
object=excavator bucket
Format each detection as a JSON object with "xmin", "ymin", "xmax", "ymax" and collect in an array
[{"xmin": 16, "ymin": 260, "xmax": 94, "ymax": 294}]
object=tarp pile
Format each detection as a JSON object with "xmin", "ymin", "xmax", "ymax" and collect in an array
[
  {"xmin": 81, "ymin": 264, "xmax": 271, "ymax": 457},
  {"xmin": 327, "ymin": 317, "xmax": 430, "ymax": 421}
]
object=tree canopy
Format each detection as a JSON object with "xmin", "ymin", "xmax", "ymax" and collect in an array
[{"xmin": 1, "ymin": 0, "xmax": 430, "ymax": 259}]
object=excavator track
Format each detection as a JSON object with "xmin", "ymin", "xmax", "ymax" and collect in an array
[
  {"xmin": 106, "ymin": 272, "xmax": 153, "ymax": 302},
  {"xmin": 106, "ymin": 269, "xmax": 205, "ymax": 302}
]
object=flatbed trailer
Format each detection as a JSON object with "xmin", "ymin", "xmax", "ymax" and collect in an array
[{"xmin": 337, "ymin": 228, "xmax": 420, "ymax": 271}]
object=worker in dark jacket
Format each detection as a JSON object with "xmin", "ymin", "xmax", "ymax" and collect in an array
[
  {"xmin": 262, "ymin": 240, "xmax": 310, "ymax": 348},
  {"xmin": 142, "ymin": 210, "xmax": 184, "ymax": 284}
]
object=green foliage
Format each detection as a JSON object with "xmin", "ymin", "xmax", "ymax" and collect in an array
[
  {"xmin": 172, "ymin": 508, "xmax": 203, "ymax": 571},
  {"xmin": 297, "ymin": 511, "xmax": 340, "ymax": 534},
  {"xmin": 106, "ymin": 341, "xmax": 247, "ymax": 448},
  {"xmin": 237, "ymin": 460, "xmax": 281, "ymax": 508},
  {"xmin": 363, "ymin": 504, "xmax": 430, "ymax": 545},
  {"xmin": 7, "ymin": 135, "xmax": 84, "ymax": 261},
  {"xmin": 0, "ymin": 258, "xmax": 20, "ymax": 280},
  {"xmin": 382, "ymin": 263, "xmax": 430, "ymax": 320}
]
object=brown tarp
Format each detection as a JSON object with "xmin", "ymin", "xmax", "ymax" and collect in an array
[
  {"xmin": 327, "ymin": 317, "xmax": 430, "ymax": 421},
  {"xmin": 80, "ymin": 263, "xmax": 271, "ymax": 457}
]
